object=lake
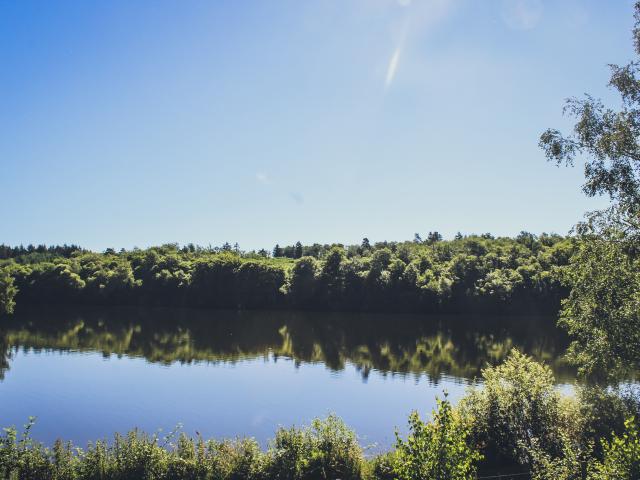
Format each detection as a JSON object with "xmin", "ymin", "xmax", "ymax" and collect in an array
[{"xmin": 0, "ymin": 307, "xmax": 571, "ymax": 450}]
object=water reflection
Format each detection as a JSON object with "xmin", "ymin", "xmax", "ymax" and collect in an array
[{"xmin": 0, "ymin": 307, "xmax": 572, "ymax": 383}]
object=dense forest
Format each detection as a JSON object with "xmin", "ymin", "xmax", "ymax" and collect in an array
[{"xmin": 0, "ymin": 232, "xmax": 573, "ymax": 315}]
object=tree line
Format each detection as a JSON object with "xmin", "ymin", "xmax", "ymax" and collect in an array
[
  {"xmin": 0, "ymin": 244, "xmax": 83, "ymax": 261},
  {"xmin": 0, "ymin": 232, "xmax": 573, "ymax": 315}
]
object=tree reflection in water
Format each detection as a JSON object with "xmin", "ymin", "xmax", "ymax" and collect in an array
[{"xmin": 0, "ymin": 306, "xmax": 573, "ymax": 384}]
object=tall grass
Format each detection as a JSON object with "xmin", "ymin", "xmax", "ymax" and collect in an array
[{"xmin": 0, "ymin": 415, "xmax": 366, "ymax": 480}]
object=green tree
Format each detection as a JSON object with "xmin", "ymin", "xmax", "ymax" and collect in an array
[
  {"xmin": 560, "ymin": 234, "xmax": 640, "ymax": 376},
  {"xmin": 0, "ymin": 270, "xmax": 17, "ymax": 315},
  {"xmin": 235, "ymin": 261, "xmax": 286, "ymax": 308},
  {"xmin": 369, "ymin": 248, "xmax": 392, "ymax": 274},
  {"xmin": 0, "ymin": 237, "xmax": 573, "ymax": 315},
  {"xmin": 394, "ymin": 392, "xmax": 481, "ymax": 480},
  {"xmin": 289, "ymin": 256, "xmax": 318, "ymax": 307},
  {"xmin": 318, "ymin": 247, "xmax": 346, "ymax": 308},
  {"xmin": 427, "ymin": 231, "xmax": 443, "ymax": 244},
  {"xmin": 540, "ymin": 2, "xmax": 640, "ymax": 376}
]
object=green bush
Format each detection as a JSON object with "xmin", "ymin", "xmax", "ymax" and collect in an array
[
  {"xmin": 536, "ymin": 416, "xmax": 640, "ymax": 480},
  {"xmin": 364, "ymin": 451, "xmax": 398, "ymax": 480},
  {"xmin": 394, "ymin": 393, "xmax": 481, "ymax": 480},
  {"xmin": 530, "ymin": 432, "xmax": 591, "ymax": 480},
  {"xmin": 460, "ymin": 349, "xmax": 565, "ymax": 468},
  {"xmin": 574, "ymin": 386, "xmax": 640, "ymax": 458},
  {"xmin": 0, "ymin": 418, "xmax": 58, "ymax": 480},
  {"xmin": 266, "ymin": 414, "xmax": 363, "ymax": 480},
  {"xmin": 590, "ymin": 416, "xmax": 640, "ymax": 480}
]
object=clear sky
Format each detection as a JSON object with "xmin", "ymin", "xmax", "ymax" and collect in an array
[{"xmin": 0, "ymin": 0, "xmax": 634, "ymax": 251}]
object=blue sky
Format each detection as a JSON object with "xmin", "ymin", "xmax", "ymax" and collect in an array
[{"xmin": 0, "ymin": 0, "xmax": 634, "ymax": 251}]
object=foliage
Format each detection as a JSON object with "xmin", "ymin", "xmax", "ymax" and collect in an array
[
  {"xmin": 364, "ymin": 452, "xmax": 398, "ymax": 480},
  {"xmin": 460, "ymin": 350, "xmax": 565, "ymax": 468},
  {"xmin": 288, "ymin": 257, "xmax": 318, "ymax": 307},
  {"xmin": 540, "ymin": 2, "xmax": 640, "ymax": 377},
  {"xmin": 590, "ymin": 416, "xmax": 640, "ymax": 480},
  {"xmin": 0, "ymin": 234, "xmax": 573, "ymax": 315},
  {"xmin": 559, "ymin": 232, "xmax": 640, "ymax": 377},
  {"xmin": 530, "ymin": 415, "xmax": 640, "ymax": 480},
  {"xmin": 540, "ymin": 1, "xmax": 640, "ymax": 213},
  {"xmin": 0, "ymin": 416, "xmax": 362, "ymax": 480},
  {"xmin": 0, "ymin": 244, "xmax": 83, "ymax": 262},
  {"xmin": 234, "ymin": 261, "xmax": 286, "ymax": 308},
  {"xmin": 530, "ymin": 432, "xmax": 592, "ymax": 480},
  {"xmin": 266, "ymin": 414, "xmax": 363, "ymax": 480},
  {"xmin": 394, "ymin": 393, "xmax": 481, "ymax": 480},
  {"xmin": 574, "ymin": 386, "xmax": 640, "ymax": 458},
  {"xmin": 0, "ymin": 269, "xmax": 18, "ymax": 315}
]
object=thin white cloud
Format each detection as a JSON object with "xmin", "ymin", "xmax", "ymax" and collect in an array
[
  {"xmin": 385, "ymin": 47, "xmax": 402, "ymax": 88},
  {"xmin": 501, "ymin": 0, "xmax": 542, "ymax": 30},
  {"xmin": 255, "ymin": 172, "xmax": 270, "ymax": 185},
  {"xmin": 383, "ymin": 0, "xmax": 455, "ymax": 90},
  {"xmin": 384, "ymin": 6, "xmax": 409, "ymax": 90}
]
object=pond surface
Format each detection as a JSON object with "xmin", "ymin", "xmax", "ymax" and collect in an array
[{"xmin": 0, "ymin": 307, "xmax": 571, "ymax": 449}]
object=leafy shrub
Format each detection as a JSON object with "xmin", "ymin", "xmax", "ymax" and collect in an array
[
  {"xmin": 208, "ymin": 438, "xmax": 265, "ymax": 480},
  {"xmin": 394, "ymin": 393, "xmax": 481, "ymax": 480},
  {"xmin": 0, "ymin": 418, "xmax": 57, "ymax": 480},
  {"xmin": 265, "ymin": 414, "xmax": 363, "ymax": 480},
  {"xmin": 536, "ymin": 416, "xmax": 640, "ymax": 480},
  {"xmin": 574, "ymin": 386, "xmax": 640, "ymax": 458},
  {"xmin": 460, "ymin": 349, "xmax": 565, "ymax": 467},
  {"xmin": 530, "ymin": 432, "xmax": 591, "ymax": 480},
  {"xmin": 364, "ymin": 451, "xmax": 398, "ymax": 480},
  {"xmin": 590, "ymin": 417, "xmax": 640, "ymax": 480}
]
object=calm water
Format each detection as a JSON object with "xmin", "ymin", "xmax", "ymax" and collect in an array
[{"xmin": 0, "ymin": 307, "xmax": 571, "ymax": 449}]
